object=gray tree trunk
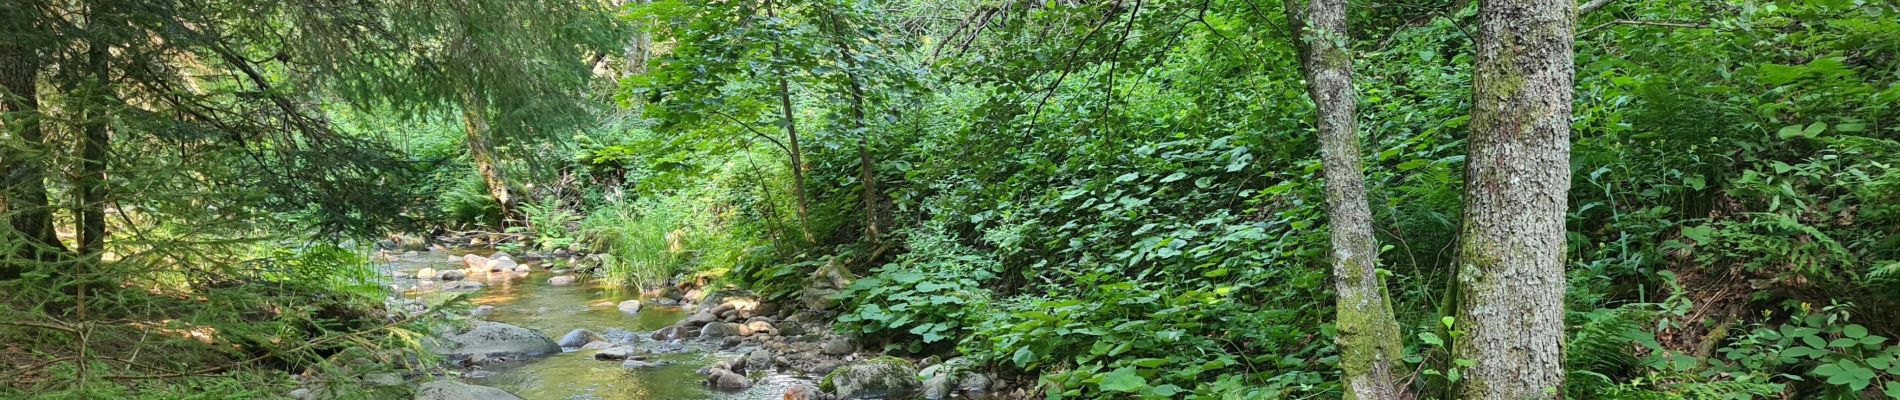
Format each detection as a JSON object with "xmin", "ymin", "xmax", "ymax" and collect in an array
[
  {"xmin": 1454, "ymin": 0, "xmax": 1575, "ymax": 397},
  {"xmin": 1284, "ymin": 0, "xmax": 1406, "ymax": 398}
]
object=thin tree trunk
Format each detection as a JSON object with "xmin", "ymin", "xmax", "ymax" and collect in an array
[
  {"xmin": 77, "ymin": 43, "xmax": 109, "ymax": 260},
  {"xmin": 1284, "ymin": 0, "xmax": 1405, "ymax": 398},
  {"xmin": 1, "ymin": 33, "xmax": 67, "ymax": 276},
  {"xmin": 821, "ymin": 8, "xmax": 881, "ymax": 245},
  {"xmin": 1454, "ymin": 0, "xmax": 1575, "ymax": 397},
  {"xmin": 775, "ymin": 75, "xmax": 813, "ymax": 243},
  {"xmin": 765, "ymin": 0, "xmax": 814, "ymax": 243},
  {"xmin": 460, "ymin": 90, "xmax": 516, "ymax": 221}
]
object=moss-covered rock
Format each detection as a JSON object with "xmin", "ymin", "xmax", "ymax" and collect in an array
[{"xmin": 820, "ymin": 356, "xmax": 920, "ymax": 399}]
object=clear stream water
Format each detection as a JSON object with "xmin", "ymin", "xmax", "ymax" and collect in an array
[{"xmin": 382, "ymin": 249, "xmax": 808, "ymax": 400}]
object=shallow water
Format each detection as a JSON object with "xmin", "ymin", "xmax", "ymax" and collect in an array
[{"xmin": 382, "ymin": 249, "xmax": 806, "ymax": 400}]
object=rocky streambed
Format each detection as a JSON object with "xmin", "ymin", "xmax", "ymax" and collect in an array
[{"xmin": 357, "ymin": 248, "xmax": 1003, "ymax": 400}]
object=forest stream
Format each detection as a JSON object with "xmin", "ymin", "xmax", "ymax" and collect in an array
[{"xmin": 378, "ymin": 249, "xmax": 815, "ymax": 400}]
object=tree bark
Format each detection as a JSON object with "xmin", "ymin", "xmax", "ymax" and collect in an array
[
  {"xmin": 1, "ymin": 28, "xmax": 67, "ymax": 277},
  {"xmin": 1284, "ymin": 0, "xmax": 1406, "ymax": 398},
  {"xmin": 821, "ymin": 8, "xmax": 882, "ymax": 245},
  {"xmin": 1454, "ymin": 0, "xmax": 1575, "ymax": 397},
  {"xmin": 76, "ymin": 43, "xmax": 109, "ymax": 260},
  {"xmin": 765, "ymin": 0, "xmax": 814, "ymax": 243},
  {"xmin": 459, "ymin": 90, "xmax": 516, "ymax": 221}
]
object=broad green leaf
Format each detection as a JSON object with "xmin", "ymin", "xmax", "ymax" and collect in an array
[{"xmin": 1097, "ymin": 367, "xmax": 1147, "ymax": 393}]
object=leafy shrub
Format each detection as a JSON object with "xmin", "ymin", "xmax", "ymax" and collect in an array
[{"xmin": 835, "ymin": 225, "xmax": 996, "ymax": 351}]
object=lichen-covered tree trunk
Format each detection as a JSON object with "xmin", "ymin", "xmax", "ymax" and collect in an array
[
  {"xmin": 459, "ymin": 91, "xmax": 516, "ymax": 220},
  {"xmin": 1454, "ymin": 0, "xmax": 1575, "ymax": 397},
  {"xmin": 1284, "ymin": 0, "xmax": 1406, "ymax": 398}
]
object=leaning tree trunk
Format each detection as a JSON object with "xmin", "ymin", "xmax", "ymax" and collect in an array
[
  {"xmin": 1454, "ymin": 0, "xmax": 1575, "ymax": 397},
  {"xmin": 459, "ymin": 90, "xmax": 516, "ymax": 221},
  {"xmin": 1284, "ymin": 0, "xmax": 1405, "ymax": 398}
]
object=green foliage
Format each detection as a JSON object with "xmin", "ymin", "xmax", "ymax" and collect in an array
[
  {"xmin": 439, "ymin": 171, "xmax": 504, "ymax": 227},
  {"xmin": 512, "ymin": 200, "xmax": 583, "ymax": 252},
  {"xmin": 835, "ymin": 225, "xmax": 995, "ymax": 350},
  {"xmin": 1716, "ymin": 305, "xmax": 1900, "ymax": 398}
]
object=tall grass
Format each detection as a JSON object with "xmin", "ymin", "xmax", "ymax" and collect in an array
[{"xmin": 582, "ymin": 194, "xmax": 692, "ymax": 289}]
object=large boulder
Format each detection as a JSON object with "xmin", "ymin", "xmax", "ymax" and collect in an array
[
  {"xmin": 414, "ymin": 380, "xmax": 522, "ymax": 400},
  {"xmin": 556, "ymin": 328, "xmax": 604, "ymax": 348},
  {"xmin": 617, "ymin": 300, "xmax": 642, "ymax": 315},
  {"xmin": 821, "ymin": 356, "xmax": 921, "ymax": 400},
  {"xmin": 430, "ymin": 321, "xmax": 560, "ymax": 361}
]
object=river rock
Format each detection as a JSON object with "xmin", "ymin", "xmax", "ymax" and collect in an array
[
  {"xmin": 700, "ymin": 322, "xmax": 745, "ymax": 338},
  {"xmin": 439, "ymin": 270, "xmax": 466, "ymax": 281},
  {"xmin": 416, "ymin": 268, "xmax": 438, "ymax": 280},
  {"xmin": 364, "ymin": 372, "xmax": 404, "ymax": 387},
  {"xmin": 706, "ymin": 369, "xmax": 753, "ymax": 389},
  {"xmin": 958, "ymin": 372, "xmax": 993, "ymax": 399},
  {"xmin": 415, "ymin": 380, "xmax": 523, "ymax": 400},
  {"xmin": 430, "ymin": 321, "xmax": 560, "ymax": 361},
  {"xmin": 548, "ymin": 275, "xmax": 576, "ymax": 286},
  {"xmin": 470, "ymin": 305, "xmax": 495, "ymax": 318},
  {"xmin": 821, "ymin": 356, "xmax": 920, "ymax": 400},
  {"xmin": 745, "ymin": 349, "xmax": 773, "ymax": 372},
  {"xmin": 288, "ymin": 388, "xmax": 313, "ymax": 399},
  {"xmin": 785, "ymin": 384, "xmax": 830, "ymax": 400},
  {"xmin": 622, "ymin": 359, "xmax": 664, "ymax": 369},
  {"xmin": 487, "ymin": 257, "xmax": 518, "ymax": 272},
  {"xmin": 744, "ymin": 320, "xmax": 777, "ymax": 336},
  {"xmin": 593, "ymin": 346, "xmax": 637, "ymax": 361},
  {"xmin": 556, "ymin": 329, "xmax": 604, "ymax": 348},
  {"xmin": 618, "ymin": 300, "xmax": 642, "ymax": 315},
  {"xmin": 682, "ymin": 311, "xmax": 717, "ymax": 326},
  {"xmin": 462, "ymin": 254, "xmax": 489, "ymax": 270},
  {"xmin": 820, "ymin": 337, "xmax": 857, "ymax": 356},
  {"xmin": 651, "ymin": 326, "xmax": 678, "ymax": 341},
  {"xmin": 581, "ymin": 341, "xmax": 616, "ymax": 350},
  {"xmin": 922, "ymin": 374, "xmax": 953, "ymax": 400}
]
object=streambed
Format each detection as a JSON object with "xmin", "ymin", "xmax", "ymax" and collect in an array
[{"xmin": 380, "ymin": 249, "xmax": 813, "ymax": 399}]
